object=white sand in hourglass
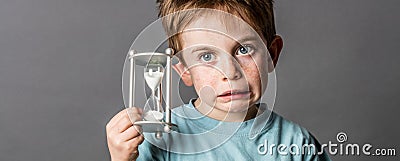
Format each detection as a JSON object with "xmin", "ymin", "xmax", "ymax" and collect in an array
[
  {"xmin": 144, "ymin": 68, "xmax": 164, "ymax": 121},
  {"xmin": 144, "ymin": 69, "xmax": 163, "ymax": 91}
]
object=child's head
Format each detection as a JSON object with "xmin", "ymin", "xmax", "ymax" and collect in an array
[
  {"xmin": 157, "ymin": 0, "xmax": 283, "ymax": 118},
  {"xmin": 157, "ymin": 0, "xmax": 277, "ymax": 52}
]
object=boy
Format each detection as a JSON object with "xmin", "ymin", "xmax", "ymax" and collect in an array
[{"xmin": 106, "ymin": 0, "xmax": 331, "ymax": 160}]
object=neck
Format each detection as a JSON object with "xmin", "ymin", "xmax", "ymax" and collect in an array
[{"xmin": 193, "ymin": 98, "xmax": 259, "ymax": 122}]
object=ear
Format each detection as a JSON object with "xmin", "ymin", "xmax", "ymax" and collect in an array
[
  {"xmin": 267, "ymin": 35, "xmax": 283, "ymax": 72},
  {"xmin": 172, "ymin": 62, "xmax": 193, "ymax": 86}
]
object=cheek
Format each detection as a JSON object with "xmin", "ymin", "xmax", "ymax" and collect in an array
[
  {"xmin": 245, "ymin": 68, "xmax": 262, "ymax": 93},
  {"xmin": 190, "ymin": 67, "xmax": 220, "ymax": 106},
  {"xmin": 240, "ymin": 58, "xmax": 269, "ymax": 94},
  {"xmin": 190, "ymin": 67, "xmax": 219, "ymax": 94},
  {"xmin": 241, "ymin": 60, "xmax": 262, "ymax": 86}
]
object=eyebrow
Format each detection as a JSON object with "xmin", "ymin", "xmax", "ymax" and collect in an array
[
  {"xmin": 190, "ymin": 46, "xmax": 219, "ymax": 53},
  {"xmin": 236, "ymin": 35, "xmax": 260, "ymax": 44},
  {"xmin": 187, "ymin": 36, "xmax": 262, "ymax": 54}
]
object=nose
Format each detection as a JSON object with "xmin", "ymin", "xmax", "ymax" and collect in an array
[{"xmin": 220, "ymin": 56, "xmax": 242, "ymax": 81}]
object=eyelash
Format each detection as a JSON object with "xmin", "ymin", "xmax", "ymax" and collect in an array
[
  {"xmin": 236, "ymin": 45, "xmax": 256, "ymax": 56},
  {"xmin": 198, "ymin": 52, "xmax": 216, "ymax": 62}
]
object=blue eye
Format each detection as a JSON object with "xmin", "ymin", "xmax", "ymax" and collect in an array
[
  {"xmin": 200, "ymin": 53, "xmax": 215, "ymax": 62},
  {"xmin": 237, "ymin": 45, "xmax": 254, "ymax": 55}
]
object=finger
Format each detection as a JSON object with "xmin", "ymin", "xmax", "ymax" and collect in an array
[
  {"xmin": 126, "ymin": 107, "xmax": 143, "ymax": 122},
  {"xmin": 126, "ymin": 110, "xmax": 143, "ymax": 123},
  {"xmin": 127, "ymin": 107, "xmax": 143, "ymax": 115},
  {"xmin": 126, "ymin": 134, "xmax": 145, "ymax": 148},
  {"xmin": 108, "ymin": 107, "xmax": 142, "ymax": 130},
  {"xmin": 115, "ymin": 113, "xmax": 142, "ymax": 133},
  {"xmin": 107, "ymin": 108, "xmax": 130, "ymax": 128},
  {"xmin": 120, "ymin": 125, "xmax": 142, "ymax": 141},
  {"xmin": 115, "ymin": 107, "xmax": 143, "ymax": 127}
]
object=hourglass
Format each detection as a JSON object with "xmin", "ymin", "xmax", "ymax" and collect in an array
[{"xmin": 124, "ymin": 48, "xmax": 178, "ymax": 139}]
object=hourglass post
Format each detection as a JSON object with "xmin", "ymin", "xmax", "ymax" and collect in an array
[
  {"xmin": 165, "ymin": 48, "xmax": 174, "ymax": 126},
  {"xmin": 128, "ymin": 50, "xmax": 136, "ymax": 108}
]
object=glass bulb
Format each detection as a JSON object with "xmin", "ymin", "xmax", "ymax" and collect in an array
[{"xmin": 143, "ymin": 64, "xmax": 164, "ymax": 121}]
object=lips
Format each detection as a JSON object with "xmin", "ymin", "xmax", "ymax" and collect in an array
[
  {"xmin": 218, "ymin": 90, "xmax": 249, "ymax": 96},
  {"xmin": 217, "ymin": 90, "xmax": 251, "ymax": 101}
]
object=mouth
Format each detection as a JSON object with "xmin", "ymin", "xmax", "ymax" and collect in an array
[{"xmin": 217, "ymin": 90, "xmax": 251, "ymax": 100}]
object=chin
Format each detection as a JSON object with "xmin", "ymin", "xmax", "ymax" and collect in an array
[{"xmin": 218, "ymin": 100, "xmax": 253, "ymax": 113}]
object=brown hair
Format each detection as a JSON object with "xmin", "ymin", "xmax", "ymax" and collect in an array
[{"xmin": 157, "ymin": 0, "xmax": 276, "ymax": 53}]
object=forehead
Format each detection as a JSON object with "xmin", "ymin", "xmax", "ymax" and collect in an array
[{"xmin": 180, "ymin": 13, "xmax": 259, "ymax": 47}]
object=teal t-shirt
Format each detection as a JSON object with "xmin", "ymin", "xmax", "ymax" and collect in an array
[{"xmin": 137, "ymin": 100, "xmax": 331, "ymax": 161}]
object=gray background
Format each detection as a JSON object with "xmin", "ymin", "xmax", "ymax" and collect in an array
[{"xmin": 0, "ymin": 0, "xmax": 398, "ymax": 160}]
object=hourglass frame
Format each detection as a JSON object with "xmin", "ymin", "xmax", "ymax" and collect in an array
[{"xmin": 127, "ymin": 48, "xmax": 178, "ymax": 138}]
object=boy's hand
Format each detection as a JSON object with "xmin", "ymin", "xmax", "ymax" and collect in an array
[{"xmin": 106, "ymin": 107, "xmax": 145, "ymax": 161}]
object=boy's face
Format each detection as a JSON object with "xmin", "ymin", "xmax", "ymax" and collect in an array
[{"xmin": 173, "ymin": 14, "xmax": 281, "ymax": 114}]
